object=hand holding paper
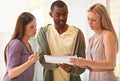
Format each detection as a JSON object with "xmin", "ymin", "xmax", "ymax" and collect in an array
[{"xmin": 44, "ymin": 55, "xmax": 77, "ymax": 65}]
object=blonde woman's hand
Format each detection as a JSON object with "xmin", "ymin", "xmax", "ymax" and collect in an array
[{"xmin": 70, "ymin": 57, "xmax": 86, "ymax": 67}]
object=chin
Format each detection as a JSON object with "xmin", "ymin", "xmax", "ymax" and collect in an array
[
  {"xmin": 60, "ymin": 24, "xmax": 66, "ymax": 28},
  {"xmin": 90, "ymin": 27, "xmax": 94, "ymax": 30},
  {"xmin": 31, "ymin": 34, "xmax": 35, "ymax": 37}
]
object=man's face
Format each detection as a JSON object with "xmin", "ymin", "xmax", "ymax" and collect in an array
[{"xmin": 50, "ymin": 6, "xmax": 68, "ymax": 28}]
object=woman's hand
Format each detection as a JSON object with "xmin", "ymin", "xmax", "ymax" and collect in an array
[
  {"xmin": 8, "ymin": 52, "xmax": 40, "ymax": 79},
  {"xmin": 28, "ymin": 51, "xmax": 40, "ymax": 63},
  {"xmin": 70, "ymin": 57, "xmax": 86, "ymax": 67}
]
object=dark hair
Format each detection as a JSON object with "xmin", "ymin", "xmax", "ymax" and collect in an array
[
  {"xmin": 50, "ymin": 0, "xmax": 68, "ymax": 11},
  {"xmin": 4, "ymin": 12, "xmax": 35, "ymax": 64},
  {"xmin": 12, "ymin": 12, "xmax": 35, "ymax": 40}
]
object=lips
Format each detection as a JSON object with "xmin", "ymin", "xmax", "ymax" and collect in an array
[
  {"xmin": 59, "ymin": 21, "xmax": 64, "ymax": 24},
  {"xmin": 59, "ymin": 20, "xmax": 66, "ymax": 25}
]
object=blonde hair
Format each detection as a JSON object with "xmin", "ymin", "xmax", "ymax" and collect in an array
[{"xmin": 88, "ymin": 3, "xmax": 118, "ymax": 51}]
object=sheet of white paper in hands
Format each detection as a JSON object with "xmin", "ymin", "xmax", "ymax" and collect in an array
[{"xmin": 44, "ymin": 55, "xmax": 77, "ymax": 65}]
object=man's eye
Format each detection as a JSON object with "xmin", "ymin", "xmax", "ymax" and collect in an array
[
  {"xmin": 30, "ymin": 26, "xmax": 34, "ymax": 29},
  {"xmin": 55, "ymin": 14, "xmax": 60, "ymax": 17},
  {"xmin": 92, "ymin": 19, "xmax": 96, "ymax": 21}
]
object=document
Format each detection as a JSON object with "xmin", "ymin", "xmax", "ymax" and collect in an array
[{"xmin": 44, "ymin": 55, "xmax": 77, "ymax": 65}]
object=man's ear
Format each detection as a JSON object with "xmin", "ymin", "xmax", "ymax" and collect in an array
[{"xmin": 49, "ymin": 12, "xmax": 52, "ymax": 17}]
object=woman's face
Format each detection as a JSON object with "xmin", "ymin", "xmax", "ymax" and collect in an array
[
  {"xmin": 24, "ymin": 19, "xmax": 37, "ymax": 38},
  {"xmin": 87, "ymin": 11, "xmax": 102, "ymax": 31}
]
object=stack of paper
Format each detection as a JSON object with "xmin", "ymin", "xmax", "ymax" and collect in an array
[{"xmin": 44, "ymin": 55, "xmax": 77, "ymax": 65}]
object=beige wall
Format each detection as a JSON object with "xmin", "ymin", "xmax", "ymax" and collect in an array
[{"xmin": 0, "ymin": 32, "xmax": 11, "ymax": 80}]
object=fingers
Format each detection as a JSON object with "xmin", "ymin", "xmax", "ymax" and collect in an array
[
  {"xmin": 70, "ymin": 58, "xmax": 82, "ymax": 66},
  {"xmin": 33, "ymin": 51, "xmax": 40, "ymax": 61},
  {"xmin": 28, "ymin": 55, "xmax": 34, "ymax": 60},
  {"xmin": 70, "ymin": 58, "xmax": 77, "ymax": 63},
  {"xmin": 28, "ymin": 51, "xmax": 40, "ymax": 63},
  {"xmin": 70, "ymin": 57, "xmax": 87, "ymax": 67},
  {"xmin": 59, "ymin": 64, "xmax": 72, "ymax": 72},
  {"xmin": 64, "ymin": 53, "xmax": 71, "ymax": 56}
]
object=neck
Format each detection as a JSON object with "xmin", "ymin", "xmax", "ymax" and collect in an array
[
  {"xmin": 21, "ymin": 36, "xmax": 29, "ymax": 45},
  {"xmin": 21, "ymin": 37, "xmax": 31, "ymax": 50},
  {"xmin": 55, "ymin": 24, "xmax": 68, "ymax": 34},
  {"xmin": 94, "ymin": 28, "xmax": 103, "ymax": 36}
]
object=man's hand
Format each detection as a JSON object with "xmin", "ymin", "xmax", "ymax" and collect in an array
[{"xmin": 59, "ymin": 64, "xmax": 72, "ymax": 73}]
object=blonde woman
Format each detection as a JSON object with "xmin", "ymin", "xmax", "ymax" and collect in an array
[{"xmin": 70, "ymin": 3, "xmax": 118, "ymax": 81}]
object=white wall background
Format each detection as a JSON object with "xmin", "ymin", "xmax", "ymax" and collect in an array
[
  {"xmin": 0, "ymin": 0, "xmax": 32, "ymax": 80},
  {"xmin": 0, "ymin": 0, "xmax": 31, "ymax": 32}
]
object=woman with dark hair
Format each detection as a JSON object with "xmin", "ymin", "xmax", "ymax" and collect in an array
[{"xmin": 3, "ymin": 12, "xmax": 40, "ymax": 81}]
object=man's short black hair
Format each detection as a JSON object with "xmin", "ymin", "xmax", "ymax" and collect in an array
[{"xmin": 50, "ymin": 0, "xmax": 68, "ymax": 11}]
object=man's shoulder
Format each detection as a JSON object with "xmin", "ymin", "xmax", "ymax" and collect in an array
[
  {"xmin": 41, "ymin": 24, "xmax": 51, "ymax": 29},
  {"xmin": 70, "ymin": 25, "xmax": 82, "ymax": 32},
  {"xmin": 38, "ymin": 24, "xmax": 52, "ymax": 32}
]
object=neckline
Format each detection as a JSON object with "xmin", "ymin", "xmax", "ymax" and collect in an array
[
  {"xmin": 20, "ymin": 39, "xmax": 33, "ymax": 52},
  {"xmin": 53, "ymin": 24, "xmax": 69, "ymax": 35},
  {"xmin": 93, "ymin": 30, "xmax": 106, "ymax": 40}
]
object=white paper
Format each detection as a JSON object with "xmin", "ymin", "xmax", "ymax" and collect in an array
[{"xmin": 44, "ymin": 55, "xmax": 77, "ymax": 65}]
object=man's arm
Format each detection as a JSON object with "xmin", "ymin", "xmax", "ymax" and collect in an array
[
  {"xmin": 69, "ymin": 28, "xmax": 86, "ymax": 76},
  {"xmin": 37, "ymin": 25, "xmax": 58, "ymax": 70}
]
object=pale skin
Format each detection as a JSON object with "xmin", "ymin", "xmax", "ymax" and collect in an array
[
  {"xmin": 8, "ymin": 19, "xmax": 40, "ymax": 79},
  {"xmin": 70, "ymin": 12, "xmax": 117, "ymax": 71}
]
